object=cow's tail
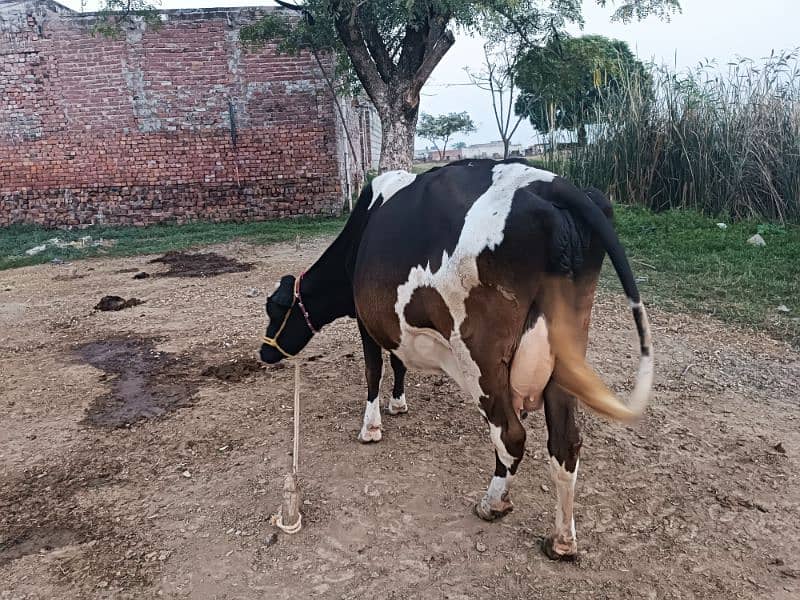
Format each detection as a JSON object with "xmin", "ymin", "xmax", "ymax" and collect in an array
[{"xmin": 545, "ymin": 178, "xmax": 654, "ymax": 424}]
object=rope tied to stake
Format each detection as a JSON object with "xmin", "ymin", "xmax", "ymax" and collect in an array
[{"xmin": 271, "ymin": 360, "xmax": 303, "ymax": 534}]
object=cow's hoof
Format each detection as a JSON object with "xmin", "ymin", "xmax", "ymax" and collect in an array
[
  {"xmin": 386, "ymin": 398, "xmax": 408, "ymax": 415},
  {"xmin": 540, "ymin": 535, "xmax": 578, "ymax": 562},
  {"xmin": 474, "ymin": 497, "xmax": 514, "ymax": 521},
  {"xmin": 357, "ymin": 426, "xmax": 382, "ymax": 443},
  {"xmin": 386, "ymin": 402, "xmax": 408, "ymax": 416}
]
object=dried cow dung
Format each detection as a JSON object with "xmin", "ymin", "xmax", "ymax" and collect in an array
[
  {"xmin": 94, "ymin": 296, "xmax": 144, "ymax": 311},
  {"xmin": 148, "ymin": 251, "xmax": 253, "ymax": 278}
]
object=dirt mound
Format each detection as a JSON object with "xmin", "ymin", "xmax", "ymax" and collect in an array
[
  {"xmin": 94, "ymin": 296, "xmax": 144, "ymax": 311},
  {"xmin": 202, "ymin": 356, "xmax": 266, "ymax": 382},
  {"xmin": 77, "ymin": 338, "xmax": 197, "ymax": 427},
  {"xmin": 149, "ymin": 251, "xmax": 253, "ymax": 278}
]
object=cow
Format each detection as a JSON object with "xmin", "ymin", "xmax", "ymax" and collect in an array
[{"xmin": 259, "ymin": 158, "xmax": 653, "ymax": 561}]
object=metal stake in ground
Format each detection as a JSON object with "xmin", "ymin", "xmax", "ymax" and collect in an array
[{"xmin": 272, "ymin": 361, "xmax": 303, "ymax": 534}]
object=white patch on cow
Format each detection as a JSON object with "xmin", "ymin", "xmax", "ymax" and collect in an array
[
  {"xmin": 392, "ymin": 162, "xmax": 557, "ymax": 404},
  {"xmin": 486, "ymin": 475, "xmax": 509, "ymax": 504},
  {"xmin": 510, "ymin": 315, "xmax": 554, "ymax": 415},
  {"xmin": 358, "ymin": 399, "xmax": 383, "ymax": 443},
  {"xmin": 549, "ymin": 456, "xmax": 579, "ymax": 554},
  {"xmin": 475, "ymin": 474, "xmax": 514, "ymax": 519},
  {"xmin": 489, "ymin": 423, "xmax": 515, "ymax": 469},
  {"xmin": 627, "ymin": 297, "xmax": 642, "ymax": 309},
  {"xmin": 386, "ymin": 393, "xmax": 408, "ymax": 415},
  {"xmin": 368, "ymin": 170, "xmax": 417, "ymax": 209}
]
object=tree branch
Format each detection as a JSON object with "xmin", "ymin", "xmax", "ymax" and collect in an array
[
  {"xmin": 272, "ymin": 0, "xmax": 304, "ymax": 11},
  {"xmin": 359, "ymin": 12, "xmax": 395, "ymax": 83},
  {"xmin": 333, "ymin": 1, "xmax": 388, "ymax": 108},
  {"xmin": 410, "ymin": 28, "xmax": 455, "ymax": 97}
]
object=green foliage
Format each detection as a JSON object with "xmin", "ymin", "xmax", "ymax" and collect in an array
[
  {"xmin": 89, "ymin": 0, "xmax": 162, "ymax": 38},
  {"xmin": 515, "ymin": 35, "xmax": 649, "ymax": 137},
  {"xmin": 543, "ymin": 51, "xmax": 800, "ymax": 222},
  {"xmin": 604, "ymin": 206, "xmax": 800, "ymax": 348},
  {"xmin": 237, "ymin": 1, "xmax": 680, "ymax": 103},
  {"xmin": 417, "ymin": 112, "xmax": 476, "ymax": 159},
  {"xmin": 595, "ymin": 0, "xmax": 682, "ymax": 22},
  {"xmin": 0, "ymin": 217, "xmax": 346, "ymax": 271}
]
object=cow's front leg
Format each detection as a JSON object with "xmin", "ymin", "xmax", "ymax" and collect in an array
[
  {"xmin": 357, "ymin": 320, "xmax": 383, "ymax": 443},
  {"xmin": 475, "ymin": 400, "xmax": 526, "ymax": 521},
  {"xmin": 542, "ymin": 381, "xmax": 582, "ymax": 561},
  {"xmin": 386, "ymin": 352, "xmax": 408, "ymax": 415}
]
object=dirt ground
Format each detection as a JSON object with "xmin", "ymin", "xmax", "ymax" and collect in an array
[{"xmin": 1, "ymin": 236, "xmax": 798, "ymax": 600}]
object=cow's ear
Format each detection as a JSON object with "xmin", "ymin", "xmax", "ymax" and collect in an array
[{"xmin": 272, "ymin": 275, "xmax": 296, "ymax": 307}]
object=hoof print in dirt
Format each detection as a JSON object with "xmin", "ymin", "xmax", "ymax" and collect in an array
[{"xmin": 94, "ymin": 296, "xmax": 144, "ymax": 311}]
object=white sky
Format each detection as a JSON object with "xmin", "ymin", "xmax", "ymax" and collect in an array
[{"xmin": 61, "ymin": 0, "xmax": 800, "ymax": 147}]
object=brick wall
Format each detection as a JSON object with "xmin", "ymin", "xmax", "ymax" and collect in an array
[{"xmin": 0, "ymin": 1, "xmax": 360, "ymax": 227}]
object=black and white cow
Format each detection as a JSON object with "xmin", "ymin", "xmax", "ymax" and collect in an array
[{"xmin": 260, "ymin": 158, "xmax": 653, "ymax": 560}]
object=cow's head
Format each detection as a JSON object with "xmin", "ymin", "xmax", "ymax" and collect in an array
[{"xmin": 259, "ymin": 274, "xmax": 316, "ymax": 364}]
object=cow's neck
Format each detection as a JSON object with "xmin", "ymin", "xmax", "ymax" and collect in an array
[
  {"xmin": 298, "ymin": 201, "xmax": 369, "ymax": 329},
  {"xmin": 299, "ymin": 252, "xmax": 355, "ymax": 329}
]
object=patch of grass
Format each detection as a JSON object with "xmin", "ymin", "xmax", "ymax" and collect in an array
[
  {"xmin": 411, "ymin": 161, "xmax": 445, "ymax": 174},
  {"xmin": 604, "ymin": 206, "xmax": 800, "ymax": 347},
  {"xmin": 0, "ymin": 216, "xmax": 347, "ymax": 271}
]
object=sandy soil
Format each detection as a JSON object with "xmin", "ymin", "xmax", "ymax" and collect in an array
[{"xmin": 1, "ymin": 236, "xmax": 798, "ymax": 600}]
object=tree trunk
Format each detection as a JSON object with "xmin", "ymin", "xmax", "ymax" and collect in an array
[
  {"xmin": 578, "ymin": 123, "xmax": 588, "ymax": 147},
  {"xmin": 377, "ymin": 103, "xmax": 418, "ymax": 172},
  {"xmin": 503, "ymin": 138, "xmax": 510, "ymax": 159}
]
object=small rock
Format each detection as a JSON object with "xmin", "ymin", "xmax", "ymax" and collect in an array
[
  {"xmin": 716, "ymin": 222, "xmax": 728, "ymax": 229},
  {"xmin": 541, "ymin": 484, "xmax": 550, "ymax": 492},
  {"xmin": 50, "ymin": 257, "xmax": 64, "ymax": 264},
  {"xmin": 777, "ymin": 305, "xmax": 790, "ymax": 313},
  {"xmin": 264, "ymin": 532, "xmax": 278, "ymax": 547},
  {"xmin": 774, "ymin": 442, "xmax": 786, "ymax": 454},
  {"xmin": 25, "ymin": 244, "xmax": 47, "ymax": 256},
  {"xmin": 747, "ymin": 233, "xmax": 766, "ymax": 247},
  {"xmin": 133, "ymin": 271, "xmax": 150, "ymax": 279},
  {"xmin": 245, "ymin": 287, "xmax": 261, "ymax": 298},
  {"xmin": 182, "ymin": 470, "xmax": 191, "ymax": 478},
  {"xmin": 303, "ymin": 499, "xmax": 311, "ymax": 505},
  {"xmin": 475, "ymin": 541, "xmax": 487, "ymax": 553}
]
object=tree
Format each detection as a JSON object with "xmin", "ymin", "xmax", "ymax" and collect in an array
[
  {"xmin": 515, "ymin": 35, "xmax": 650, "ymax": 146},
  {"xmin": 238, "ymin": 0, "xmax": 679, "ymax": 171},
  {"xmin": 417, "ymin": 112, "xmax": 476, "ymax": 161},
  {"xmin": 98, "ymin": 0, "xmax": 680, "ymax": 171},
  {"xmin": 466, "ymin": 41, "xmax": 528, "ymax": 159}
]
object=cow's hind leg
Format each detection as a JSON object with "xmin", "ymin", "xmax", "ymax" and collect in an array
[
  {"xmin": 386, "ymin": 353, "xmax": 408, "ymax": 415},
  {"xmin": 475, "ymin": 401, "xmax": 526, "ymax": 521},
  {"xmin": 542, "ymin": 380, "xmax": 582, "ymax": 561},
  {"xmin": 357, "ymin": 320, "xmax": 383, "ymax": 443}
]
